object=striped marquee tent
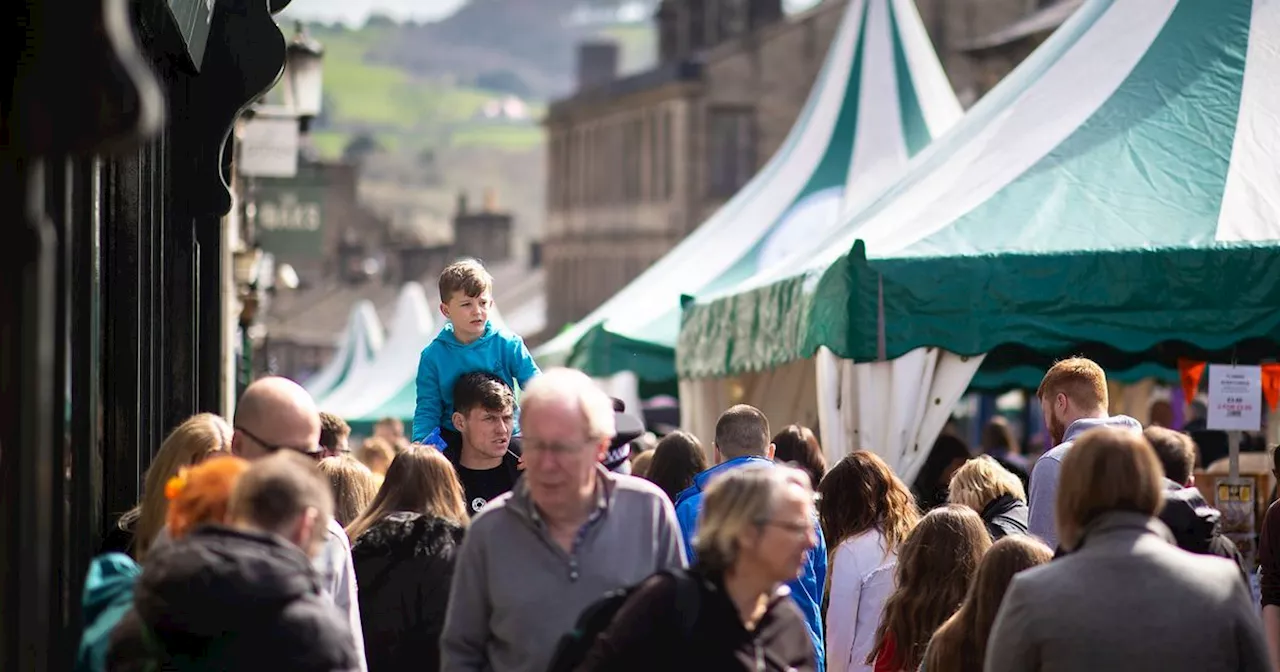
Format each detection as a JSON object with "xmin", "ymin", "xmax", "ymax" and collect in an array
[
  {"xmin": 304, "ymin": 300, "xmax": 385, "ymax": 404},
  {"xmin": 679, "ymin": 0, "xmax": 1280, "ymax": 479},
  {"xmin": 534, "ymin": 0, "xmax": 962, "ymax": 398},
  {"xmin": 320, "ymin": 283, "xmax": 438, "ymax": 423}
]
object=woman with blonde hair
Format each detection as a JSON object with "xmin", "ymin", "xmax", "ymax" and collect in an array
[
  {"xmin": 318, "ymin": 454, "xmax": 379, "ymax": 527},
  {"xmin": 947, "ymin": 455, "xmax": 1028, "ymax": 541},
  {"xmin": 867, "ymin": 505, "xmax": 991, "ymax": 672},
  {"xmin": 818, "ymin": 451, "xmax": 920, "ymax": 672},
  {"xmin": 574, "ymin": 465, "xmax": 817, "ymax": 670},
  {"xmin": 919, "ymin": 535, "xmax": 1052, "ymax": 672},
  {"xmin": 986, "ymin": 427, "xmax": 1269, "ymax": 671},
  {"xmin": 348, "ymin": 446, "xmax": 468, "ymax": 672},
  {"xmin": 100, "ymin": 413, "xmax": 232, "ymax": 561}
]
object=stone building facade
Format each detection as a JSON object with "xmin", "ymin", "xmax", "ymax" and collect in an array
[{"xmin": 542, "ymin": 0, "xmax": 1056, "ymax": 331}]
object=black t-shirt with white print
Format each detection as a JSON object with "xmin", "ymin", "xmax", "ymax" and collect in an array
[{"xmin": 455, "ymin": 462, "xmax": 518, "ymax": 516}]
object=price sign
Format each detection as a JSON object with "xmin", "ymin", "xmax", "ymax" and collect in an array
[{"xmin": 1206, "ymin": 364, "xmax": 1261, "ymax": 431}]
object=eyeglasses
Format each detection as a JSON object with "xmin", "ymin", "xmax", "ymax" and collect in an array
[
  {"xmin": 758, "ymin": 519, "xmax": 812, "ymax": 536},
  {"xmin": 235, "ymin": 426, "xmax": 324, "ymax": 458}
]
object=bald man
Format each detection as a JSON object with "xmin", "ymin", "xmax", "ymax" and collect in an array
[
  {"xmin": 231, "ymin": 377, "xmax": 368, "ymax": 672},
  {"xmin": 231, "ymin": 376, "xmax": 324, "ymax": 460}
]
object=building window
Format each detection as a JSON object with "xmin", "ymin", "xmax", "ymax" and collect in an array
[
  {"xmin": 647, "ymin": 110, "xmax": 658, "ymax": 202},
  {"xmin": 663, "ymin": 110, "xmax": 674, "ymax": 199},
  {"xmin": 624, "ymin": 118, "xmax": 643, "ymax": 203},
  {"xmin": 688, "ymin": 0, "xmax": 707, "ymax": 51},
  {"xmin": 708, "ymin": 106, "xmax": 755, "ymax": 198},
  {"xmin": 717, "ymin": 0, "xmax": 746, "ymax": 41}
]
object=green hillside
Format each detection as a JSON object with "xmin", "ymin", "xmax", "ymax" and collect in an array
[{"xmin": 305, "ymin": 21, "xmax": 547, "ymax": 159}]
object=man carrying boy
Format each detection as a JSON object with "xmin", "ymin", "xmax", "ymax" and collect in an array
[
  {"xmin": 445, "ymin": 371, "xmax": 522, "ymax": 516},
  {"xmin": 413, "ymin": 258, "xmax": 540, "ymax": 450}
]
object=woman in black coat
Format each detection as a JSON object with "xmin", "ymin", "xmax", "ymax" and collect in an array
[
  {"xmin": 574, "ymin": 465, "xmax": 817, "ymax": 672},
  {"xmin": 347, "ymin": 447, "xmax": 470, "ymax": 672}
]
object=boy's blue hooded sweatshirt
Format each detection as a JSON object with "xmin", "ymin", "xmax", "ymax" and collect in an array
[
  {"xmin": 673, "ymin": 456, "xmax": 828, "ymax": 669},
  {"xmin": 76, "ymin": 552, "xmax": 141, "ymax": 672},
  {"xmin": 413, "ymin": 321, "xmax": 539, "ymax": 443}
]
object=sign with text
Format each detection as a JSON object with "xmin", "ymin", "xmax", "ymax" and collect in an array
[
  {"xmin": 253, "ymin": 166, "xmax": 327, "ymax": 258},
  {"xmin": 1207, "ymin": 364, "xmax": 1261, "ymax": 431},
  {"xmin": 1215, "ymin": 476, "xmax": 1257, "ymax": 569}
]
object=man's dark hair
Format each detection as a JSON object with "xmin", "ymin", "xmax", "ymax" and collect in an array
[
  {"xmin": 453, "ymin": 371, "xmax": 515, "ymax": 416},
  {"xmin": 1144, "ymin": 426, "xmax": 1198, "ymax": 485},
  {"xmin": 319, "ymin": 411, "xmax": 351, "ymax": 452},
  {"xmin": 714, "ymin": 404, "xmax": 771, "ymax": 459}
]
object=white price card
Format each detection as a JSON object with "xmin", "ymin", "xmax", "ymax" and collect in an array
[{"xmin": 1206, "ymin": 364, "xmax": 1261, "ymax": 431}]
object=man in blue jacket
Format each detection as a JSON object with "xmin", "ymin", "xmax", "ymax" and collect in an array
[{"xmin": 674, "ymin": 404, "xmax": 827, "ymax": 669}]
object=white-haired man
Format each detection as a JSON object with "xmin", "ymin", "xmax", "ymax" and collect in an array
[{"xmin": 441, "ymin": 368, "xmax": 686, "ymax": 672}]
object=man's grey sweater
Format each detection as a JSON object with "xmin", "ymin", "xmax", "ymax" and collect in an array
[
  {"xmin": 441, "ymin": 466, "xmax": 686, "ymax": 672},
  {"xmin": 1027, "ymin": 415, "xmax": 1142, "ymax": 549}
]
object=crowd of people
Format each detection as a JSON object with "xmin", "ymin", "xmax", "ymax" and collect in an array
[{"xmin": 71, "ymin": 257, "xmax": 1280, "ymax": 672}]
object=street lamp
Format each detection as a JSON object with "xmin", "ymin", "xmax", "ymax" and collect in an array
[{"xmin": 283, "ymin": 21, "xmax": 324, "ymax": 132}]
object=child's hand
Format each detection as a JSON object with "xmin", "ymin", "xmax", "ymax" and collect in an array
[{"xmin": 516, "ymin": 454, "xmax": 526, "ymax": 471}]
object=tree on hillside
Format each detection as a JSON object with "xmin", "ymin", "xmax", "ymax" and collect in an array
[{"xmin": 343, "ymin": 133, "xmax": 383, "ymax": 163}]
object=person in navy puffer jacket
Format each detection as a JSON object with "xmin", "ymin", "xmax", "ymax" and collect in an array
[{"xmin": 673, "ymin": 405, "xmax": 827, "ymax": 670}]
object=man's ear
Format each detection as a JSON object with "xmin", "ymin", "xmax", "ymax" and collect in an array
[
  {"xmin": 595, "ymin": 437, "xmax": 609, "ymax": 464},
  {"xmin": 452, "ymin": 410, "xmax": 465, "ymax": 432},
  {"xmin": 1186, "ymin": 474, "xmax": 1195, "ymax": 488},
  {"xmin": 713, "ymin": 443, "xmax": 724, "ymax": 465},
  {"xmin": 765, "ymin": 442, "xmax": 777, "ymax": 461},
  {"xmin": 292, "ymin": 507, "xmax": 320, "ymax": 556}
]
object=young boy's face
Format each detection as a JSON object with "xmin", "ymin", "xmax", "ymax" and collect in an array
[{"xmin": 441, "ymin": 290, "xmax": 492, "ymax": 342}]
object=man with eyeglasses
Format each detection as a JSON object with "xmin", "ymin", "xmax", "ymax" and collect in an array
[
  {"xmin": 671, "ymin": 404, "xmax": 829, "ymax": 670},
  {"xmin": 232, "ymin": 376, "xmax": 367, "ymax": 672},
  {"xmin": 319, "ymin": 412, "xmax": 353, "ymax": 458},
  {"xmin": 442, "ymin": 368, "xmax": 685, "ymax": 672}
]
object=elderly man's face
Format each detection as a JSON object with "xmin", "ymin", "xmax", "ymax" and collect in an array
[{"xmin": 521, "ymin": 398, "xmax": 606, "ymax": 516}]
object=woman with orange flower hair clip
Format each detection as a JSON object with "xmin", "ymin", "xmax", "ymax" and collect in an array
[
  {"xmin": 99, "ymin": 413, "xmax": 233, "ymax": 562},
  {"xmin": 76, "ymin": 439, "xmax": 246, "ymax": 672}
]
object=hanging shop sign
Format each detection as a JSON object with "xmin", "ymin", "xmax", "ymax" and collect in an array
[{"xmin": 253, "ymin": 166, "xmax": 327, "ymax": 258}]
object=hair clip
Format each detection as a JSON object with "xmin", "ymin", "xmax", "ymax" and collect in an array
[{"xmin": 165, "ymin": 467, "xmax": 190, "ymax": 501}]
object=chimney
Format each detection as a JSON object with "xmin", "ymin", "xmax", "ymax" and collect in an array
[
  {"xmin": 482, "ymin": 187, "xmax": 498, "ymax": 213},
  {"xmin": 576, "ymin": 42, "xmax": 619, "ymax": 92}
]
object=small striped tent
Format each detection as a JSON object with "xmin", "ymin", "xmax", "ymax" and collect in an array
[{"xmin": 305, "ymin": 300, "xmax": 385, "ymax": 404}]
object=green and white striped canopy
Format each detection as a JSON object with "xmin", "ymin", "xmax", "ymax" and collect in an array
[
  {"xmin": 305, "ymin": 300, "xmax": 385, "ymax": 403},
  {"xmin": 680, "ymin": 0, "xmax": 1280, "ymax": 379},
  {"xmin": 534, "ymin": 0, "xmax": 960, "ymax": 382}
]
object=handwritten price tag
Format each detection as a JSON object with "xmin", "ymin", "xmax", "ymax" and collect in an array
[{"xmin": 1207, "ymin": 365, "xmax": 1261, "ymax": 431}]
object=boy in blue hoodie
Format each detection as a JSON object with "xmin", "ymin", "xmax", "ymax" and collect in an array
[{"xmin": 413, "ymin": 259, "xmax": 540, "ymax": 450}]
